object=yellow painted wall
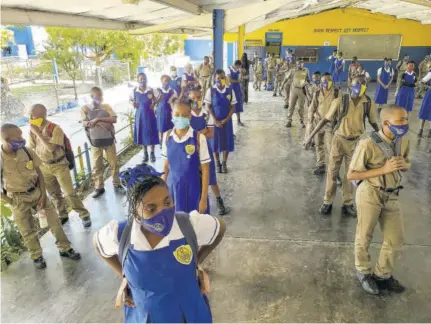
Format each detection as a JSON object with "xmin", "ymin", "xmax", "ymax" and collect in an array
[{"xmin": 224, "ymin": 8, "xmax": 431, "ymax": 46}]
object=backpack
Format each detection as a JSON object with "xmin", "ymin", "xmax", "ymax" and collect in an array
[
  {"xmin": 332, "ymin": 93, "xmax": 371, "ymax": 134},
  {"xmin": 85, "ymin": 106, "xmax": 115, "ymax": 148},
  {"xmin": 46, "ymin": 123, "xmax": 75, "ymax": 170},
  {"xmin": 1, "ymin": 147, "xmax": 32, "ymax": 195}
]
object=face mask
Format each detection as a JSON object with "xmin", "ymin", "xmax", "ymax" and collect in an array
[
  {"xmin": 172, "ymin": 116, "xmax": 190, "ymax": 129},
  {"xmin": 171, "ymin": 72, "xmax": 177, "ymax": 78},
  {"xmin": 139, "ymin": 207, "xmax": 175, "ymax": 237},
  {"xmin": 30, "ymin": 117, "xmax": 44, "ymax": 127},
  {"xmin": 297, "ymin": 64, "xmax": 303, "ymax": 70},
  {"xmin": 9, "ymin": 139, "xmax": 26, "ymax": 152},
  {"xmin": 312, "ymin": 80, "xmax": 320, "ymax": 85},
  {"xmin": 321, "ymin": 80, "xmax": 332, "ymax": 90},
  {"xmin": 216, "ymin": 79, "xmax": 226, "ymax": 88},
  {"xmin": 162, "ymin": 83, "xmax": 169, "ymax": 90},
  {"xmin": 388, "ymin": 123, "xmax": 409, "ymax": 138},
  {"xmin": 351, "ymin": 84, "xmax": 366, "ymax": 98},
  {"xmin": 192, "ymin": 100, "xmax": 202, "ymax": 110},
  {"xmin": 139, "ymin": 81, "xmax": 147, "ymax": 88},
  {"xmin": 385, "ymin": 63, "xmax": 390, "ymax": 68}
]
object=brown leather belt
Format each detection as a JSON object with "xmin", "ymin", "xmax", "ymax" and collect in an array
[
  {"xmin": 44, "ymin": 155, "xmax": 66, "ymax": 164},
  {"xmin": 15, "ymin": 187, "xmax": 36, "ymax": 194},
  {"xmin": 339, "ymin": 135, "xmax": 360, "ymax": 141}
]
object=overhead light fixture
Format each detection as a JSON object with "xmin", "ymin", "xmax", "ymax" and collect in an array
[{"xmin": 122, "ymin": 0, "xmax": 140, "ymax": 5}]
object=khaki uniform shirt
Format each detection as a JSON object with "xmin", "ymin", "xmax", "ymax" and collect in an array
[
  {"xmin": 199, "ymin": 63, "xmax": 212, "ymax": 78},
  {"xmin": 289, "ymin": 68, "xmax": 309, "ymax": 88},
  {"xmin": 325, "ymin": 95, "xmax": 377, "ymax": 138},
  {"xmin": 418, "ymin": 60, "xmax": 430, "ymax": 79},
  {"xmin": 81, "ymin": 103, "xmax": 117, "ymax": 121},
  {"xmin": 255, "ymin": 63, "xmax": 264, "ymax": 75},
  {"xmin": 29, "ymin": 121, "xmax": 66, "ymax": 164},
  {"xmin": 267, "ymin": 58, "xmax": 276, "ymax": 71},
  {"xmin": 1, "ymin": 147, "xmax": 41, "ymax": 193},
  {"xmin": 349, "ymin": 130, "xmax": 411, "ymax": 189},
  {"xmin": 308, "ymin": 88, "xmax": 336, "ymax": 129}
]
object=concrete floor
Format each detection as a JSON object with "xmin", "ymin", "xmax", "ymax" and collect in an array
[{"xmin": 1, "ymin": 83, "xmax": 431, "ymax": 323}]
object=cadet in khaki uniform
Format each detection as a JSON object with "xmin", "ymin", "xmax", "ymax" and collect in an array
[
  {"xmin": 198, "ymin": 56, "xmax": 212, "ymax": 101},
  {"xmin": 347, "ymin": 105, "xmax": 410, "ymax": 295},
  {"xmin": 254, "ymin": 58, "xmax": 264, "ymax": 91},
  {"xmin": 267, "ymin": 53, "xmax": 276, "ymax": 86},
  {"xmin": 282, "ymin": 54, "xmax": 295, "ymax": 109},
  {"xmin": 286, "ymin": 59, "xmax": 310, "ymax": 128},
  {"xmin": 81, "ymin": 87, "xmax": 125, "ymax": 199},
  {"xmin": 29, "ymin": 104, "xmax": 91, "ymax": 228},
  {"xmin": 416, "ymin": 55, "xmax": 430, "ymax": 99},
  {"xmin": 395, "ymin": 55, "xmax": 409, "ymax": 94},
  {"xmin": 306, "ymin": 73, "xmax": 337, "ymax": 175},
  {"xmin": 273, "ymin": 57, "xmax": 288, "ymax": 97},
  {"xmin": 305, "ymin": 75, "xmax": 380, "ymax": 216},
  {"xmin": 0, "ymin": 124, "xmax": 81, "ymax": 269}
]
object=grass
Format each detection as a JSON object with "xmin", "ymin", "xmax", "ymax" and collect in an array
[{"xmin": 10, "ymin": 85, "xmax": 55, "ymax": 100}]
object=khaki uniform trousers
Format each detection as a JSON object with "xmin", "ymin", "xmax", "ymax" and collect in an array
[
  {"xmin": 284, "ymin": 82, "xmax": 292, "ymax": 104},
  {"xmin": 315, "ymin": 128, "xmax": 333, "ymax": 168},
  {"xmin": 287, "ymin": 87, "xmax": 306, "ymax": 122},
  {"xmin": 92, "ymin": 144, "xmax": 120, "ymax": 189},
  {"xmin": 274, "ymin": 75, "xmax": 284, "ymax": 95},
  {"xmin": 11, "ymin": 188, "xmax": 71, "ymax": 259},
  {"xmin": 267, "ymin": 69, "xmax": 275, "ymax": 84},
  {"xmin": 254, "ymin": 74, "xmax": 263, "ymax": 90},
  {"xmin": 324, "ymin": 135, "xmax": 357, "ymax": 205},
  {"xmin": 41, "ymin": 162, "xmax": 89, "ymax": 219},
  {"xmin": 199, "ymin": 76, "xmax": 211, "ymax": 99},
  {"xmin": 355, "ymin": 182, "xmax": 404, "ymax": 278},
  {"xmin": 395, "ymin": 72, "xmax": 405, "ymax": 93}
]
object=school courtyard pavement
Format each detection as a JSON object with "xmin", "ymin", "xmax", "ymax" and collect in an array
[{"xmin": 2, "ymin": 84, "xmax": 431, "ymax": 323}]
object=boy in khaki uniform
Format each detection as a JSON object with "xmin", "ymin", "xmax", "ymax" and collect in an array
[
  {"xmin": 273, "ymin": 58, "xmax": 288, "ymax": 97},
  {"xmin": 304, "ymin": 75, "xmax": 380, "ymax": 216},
  {"xmin": 198, "ymin": 56, "xmax": 212, "ymax": 100},
  {"xmin": 347, "ymin": 105, "xmax": 410, "ymax": 295},
  {"xmin": 254, "ymin": 58, "xmax": 264, "ymax": 91},
  {"xmin": 29, "ymin": 104, "xmax": 91, "ymax": 228},
  {"xmin": 81, "ymin": 87, "xmax": 125, "ymax": 199},
  {"xmin": 0, "ymin": 124, "xmax": 80, "ymax": 269}
]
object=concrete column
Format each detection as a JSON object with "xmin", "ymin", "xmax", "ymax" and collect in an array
[
  {"xmin": 238, "ymin": 24, "xmax": 245, "ymax": 59},
  {"xmin": 212, "ymin": 9, "xmax": 224, "ymax": 70}
]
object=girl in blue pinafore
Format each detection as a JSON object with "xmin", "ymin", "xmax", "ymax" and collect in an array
[
  {"xmin": 395, "ymin": 61, "xmax": 417, "ymax": 113},
  {"xmin": 374, "ymin": 58, "xmax": 394, "ymax": 109},
  {"xmin": 95, "ymin": 164, "xmax": 225, "ymax": 323},
  {"xmin": 189, "ymin": 88, "xmax": 229, "ymax": 216},
  {"xmin": 169, "ymin": 66, "xmax": 182, "ymax": 95},
  {"xmin": 328, "ymin": 49, "xmax": 337, "ymax": 74},
  {"xmin": 162, "ymin": 100, "xmax": 211, "ymax": 214},
  {"xmin": 418, "ymin": 69, "xmax": 431, "ymax": 138},
  {"xmin": 131, "ymin": 73, "xmax": 159, "ymax": 163},
  {"xmin": 156, "ymin": 75, "xmax": 176, "ymax": 143},
  {"xmin": 332, "ymin": 52, "xmax": 345, "ymax": 89},
  {"xmin": 205, "ymin": 70, "xmax": 237, "ymax": 174},
  {"xmin": 228, "ymin": 60, "xmax": 244, "ymax": 126},
  {"xmin": 181, "ymin": 63, "xmax": 198, "ymax": 100}
]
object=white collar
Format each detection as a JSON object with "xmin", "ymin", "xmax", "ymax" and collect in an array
[
  {"xmin": 169, "ymin": 126, "xmax": 195, "ymax": 143},
  {"xmin": 160, "ymin": 87, "xmax": 172, "ymax": 93},
  {"xmin": 213, "ymin": 85, "xmax": 228, "ymax": 93},
  {"xmin": 230, "ymin": 66, "xmax": 239, "ymax": 71},
  {"xmin": 405, "ymin": 71, "xmax": 415, "ymax": 75},
  {"xmin": 136, "ymin": 87, "xmax": 152, "ymax": 94},
  {"xmin": 191, "ymin": 109, "xmax": 204, "ymax": 117},
  {"xmin": 185, "ymin": 71, "xmax": 194, "ymax": 76}
]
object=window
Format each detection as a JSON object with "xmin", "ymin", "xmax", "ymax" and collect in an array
[{"xmin": 294, "ymin": 48, "xmax": 319, "ymax": 63}]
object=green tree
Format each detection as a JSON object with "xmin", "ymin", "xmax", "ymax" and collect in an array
[{"xmin": 0, "ymin": 27, "xmax": 14, "ymax": 49}]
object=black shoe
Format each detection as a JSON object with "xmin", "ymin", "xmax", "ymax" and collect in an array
[
  {"xmin": 60, "ymin": 248, "xmax": 81, "ymax": 260},
  {"xmin": 342, "ymin": 204, "xmax": 357, "ymax": 217},
  {"xmin": 300, "ymin": 121, "xmax": 306, "ymax": 129},
  {"xmin": 319, "ymin": 204, "xmax": 332, "ymax": 215},
  {"xmin": 216, "ymin": 197, "xmax": 229, "ymax": 216},
  {"xmin": 273, "ymin": 93, "xmax": 277, "ymax": 97},
  {"xmin": 81, "ymin": 217, "xmax": 92, "ymax": 228},
  {"xmin": 143, "ymin": 151, "xmax": 149, "ymax": 163},
  {"xmin": 237, "ymin": 121, "xmax": 245, "ymax": 126},
  {"xmin": 92, "ymin": 188, "xmax": 105, "ymax": 199},
  {"xmin": 313, "ymin": 165, "xmax": 326, "ymax": 175},
  {"xmin": 150, "ymin": 151, "xmax": 156, "ymax": 163},
  {"xmin": 286, "ymin": 121, "xmax": 292, "ymax": 128},
  {"xmin": 373, "ymin": 275, "xmax": 406, "ymax": 293},
  {"xmin": 357, "ymin": 272, "xmax": 379, "ymax": 295},
  {"xmin": 34, "ymin": 256, "xmax": 47, "ymax": 269},
  {"xmin": 114, "ymin": 185, "xmax": 126, "ymax": 194},
  {"xmin": 59, "ymin": 216, "xmax": 69, "ymax": 225},
  {"xmin": 336, "ymin": 176, "xmax": 342, "ymax": 186},
  {"xmin": 284, "ymin": 104, "xmax": 289, "ymax": 109},
  {"xmin": 418, "ymin": 129, "xmax": 423, "ymax": 137},
  {"xmin": 222, "ymin": 162, "xmax": 228, "ymax": 173},
  {"xmin": 217, "ymin": 162, "xmax": 222, "ymax": 173}
]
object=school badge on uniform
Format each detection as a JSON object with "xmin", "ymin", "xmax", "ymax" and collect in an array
[
  {"xmin": 173, "ymin": 245, "xmax": 193, "ymax": 265},
  {"xmin": 185, "ymin": 144, "xmax": 195, "ymax": 159},
  {"xmin": 226, "ymin": 94, "xmax": 231, "ymax": 100},
  {"xmin": 177, "ymin": 82, "xmax": 181, "ymax": 86},
  {"xmin": 148, "ymin": 94, "xmax": 153, "ymax": 99},
  {"xmin": 26, "ymin": 161, "xmax": 34, "ymax": 170}
]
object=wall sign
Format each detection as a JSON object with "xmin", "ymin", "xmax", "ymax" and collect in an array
[{"xmin": 313, "ymin": 28, "xmax": 370, "ymax": 33}]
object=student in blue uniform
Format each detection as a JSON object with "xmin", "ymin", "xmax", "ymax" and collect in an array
[
  {"xmin": 395, "ymin": 61, "xmax": 417, "ymax": 114},
  {"xmin": 130, "ymin": 73, "xmax": 159, "ymax": 163},
  {"xmin": 155, "ymin": 75, "xmax": 177, "ymax": 144},
  {"xmin": 332, "ymin": 52, "xmax": 345, "ymax": 90},
  {"xmin": 181, "ymin": 63, "xmax": 199, "ymax": 99},
  {"xmin": 94, "ymin": 164, "xmax": 225, "ymax": 323},
  {"xmin": 374, "ymin": 58, "xmax": 394, "ymax": 113},
  {"xmin": 205, "ymin": 69, "xmax": 237, "ymax": 174},
  {"xmin": 418, "ymin": 68, "xmax": 431, "ymax": 138},
  {"xmin": 228, "ymin": 60, "xmax": 245, "ymax": 126},
  {"xmin": 189, "ymin": 88, "xmax": 229, "ymax": 216},
  {"xmin": 169, "ymin": 66, "xmax": 182, "ymax": 95},
  {"xmin": 328, "ymin": 49, "xmax": 338, "ymax": 74},
  {"xmin": 161, "ymin": 99, "xmax": 210, "ymax": 214}
]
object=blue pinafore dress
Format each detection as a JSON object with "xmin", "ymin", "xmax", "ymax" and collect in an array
[
  {"xmin": 167, "ymin": 130, "xmax": 202, "ymax": 213},
  {"xmin": 395, "ymin": 72, "xmax": 416, "ymax": 112},
  {"xmin": 332, "ymin": 58, "xmax": 344, "ymax": 83},
  {"xmin": 156, "ymin": 88, "xmax": 175, "ymax": 133},
  {"xmin": 229, "ymin": 67, "xmax": 243, "ymax": 113},
  {"xmin": 190, "ymin": 110, "xmax": 217, "ymax": 186},
  {"xmin": 183, "ymin": 73, "xmax": 196, "ymax": 99},
  {"xmin": 117, "ymin": 223, "xmax": 212, "ymax": 323},
  {"xmin": 134, "ymin": 89, "xmax": 160, "ymax": 146},
  {"xmin": 329, "ymin": 55, "xmax": 337, "ymax": 74},
  {"xmin": 374, "ymin": 67, "xmax": 393, "ymax": 104},
  {"xmin": 211, "ymin": 88, "xmax": 235, "ymax": 153},
  {"xmin": 170, "ymin": 77, "xmax": 182, "ymax": 95},
  {"xmin": 418, "ymin": 72, "xmax": 431, "ymax": 121}
]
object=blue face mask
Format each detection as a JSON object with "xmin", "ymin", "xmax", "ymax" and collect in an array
[
  {"xmin": 162, "ymin": 83, "xmax": 169, "ymax": 90},
  {"xmin": 388, "ymin": 123, "xmax": 409, "ymax": 138},
  {"xmin": 312, "ymin": 79, "xmax": 320, "ymax": 85},
  {"xmin": 139, "ymin": 207, "xmax": 175, "ymax": 237},
  {"xmin": 172, "ymin": 116, "xmax": 190, "ymax": 129},
  {"xmin": 350, "ymin": 84, "xmax": 362, "ymax": 98},
  {"xmin": 139, "ymin": 81, "xmax": 147, "ymax": 88},
  {"xmin": 297, "ymin": 64, "xmax": 303, "ymax": 70},
  {"xmin": 385, "ymin": 63, "xmax": 391, "ymax": 68},
  {"xmin": 9, "ymin": 139, "xmax": 26, "ymax": 152}
]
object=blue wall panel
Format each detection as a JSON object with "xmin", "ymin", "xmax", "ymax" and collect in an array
[
  {"xmin": 184, "ymin": 40, "xmax": 213, "ymax": 61},
  {"xmin": 7, "ymin": 26, "xmax": 35, "ymax": 56},
  {"xmin": 227, "ymin": 42, "xmax": 234, "ymax": 67}
]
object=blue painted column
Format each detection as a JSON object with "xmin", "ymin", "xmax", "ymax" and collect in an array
[{"xmin": 213, "ymin": 9, "xmax": 224, "ymax": 70}]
